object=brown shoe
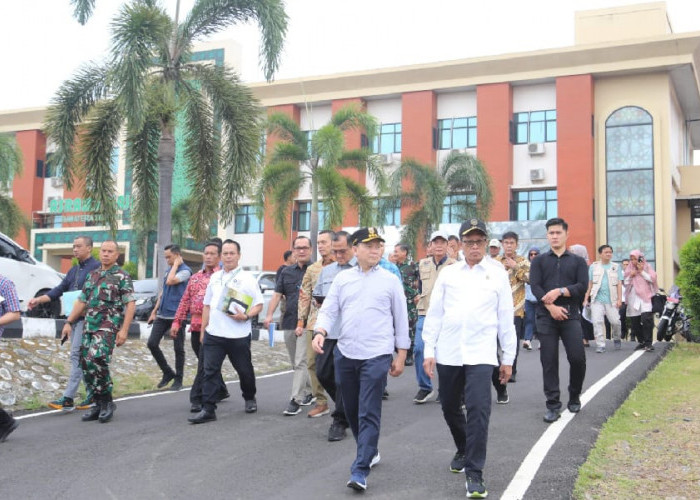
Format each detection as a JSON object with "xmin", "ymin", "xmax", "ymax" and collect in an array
[{"xmin": 307, "ymin": 403, "xmax": 330, "ymax": 418}]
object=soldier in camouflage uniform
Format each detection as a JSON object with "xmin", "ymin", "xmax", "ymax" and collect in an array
[
  {"xmin": 62, "ymin": 240, "xmax": 135, "ymax": 424},
  {"xmin": 394, "ymin": 243, "xmax": 420, "ymax": 366}
]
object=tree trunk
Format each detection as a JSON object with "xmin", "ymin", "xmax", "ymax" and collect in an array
[
  {"xmin": 309, "ymin": 175, "xmax": 319, "ymax": 263},
  {"xmin": 156, "ymin": 126, "xmax": 175, "ymax": 286}
]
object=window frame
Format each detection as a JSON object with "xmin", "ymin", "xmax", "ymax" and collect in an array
[
  {"xmin": 437, "ymin": 116, "xmax": 477, "ymax": 150},
  {"xmin": 513, "ymin": 110, "xmax": 557, "ymax": 144},
  {"xmin": 510, "ymin": 188, "xmax": 558, "ymax": 221},
  {"xmin": 372, "ymin": 122, "xmax": 402, "ymax": 154},
  {"xmin": 234, "ymin": 204, "xmax": 264, "ymax": 234}
]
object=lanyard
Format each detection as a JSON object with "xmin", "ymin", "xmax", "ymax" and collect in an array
[{"xmin": 219, "ymin": 267, "xmax": 242, "ymax": 289}]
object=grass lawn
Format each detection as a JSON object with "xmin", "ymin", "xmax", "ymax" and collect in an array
[{"xmin": 574, "ymin": 342, "xmax": 700, "ymax": 499}]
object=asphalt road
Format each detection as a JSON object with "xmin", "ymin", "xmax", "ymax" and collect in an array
[{"xmin": 1, "ymin": 339, "xmax": 669, "ymax": 500}]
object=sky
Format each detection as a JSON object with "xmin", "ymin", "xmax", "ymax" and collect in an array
[{"xmin": 1, "ymin": 0, "xmax": 700, "ymax": 111}]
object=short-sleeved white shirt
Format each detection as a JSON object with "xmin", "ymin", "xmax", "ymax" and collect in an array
[{"xmin": 203, "ymin": 266, "xmax": 263, "ymax": 339}]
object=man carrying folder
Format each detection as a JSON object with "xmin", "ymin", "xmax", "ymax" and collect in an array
[{"xmin": 189, "ymin": 239, "xmax": 263, "ymax": 424}]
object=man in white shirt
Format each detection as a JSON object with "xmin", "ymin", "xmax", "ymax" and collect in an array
[
  {"xmin": 313, "ymin": 227, "xmax": 410, "ymax": 492},
  {"xmin": 423, "ymin": 219, "xmax": 517, "ymax": 499},
  {"xmin": 188, "ymin": 240, "xmax": 264, "ymax": 424}
]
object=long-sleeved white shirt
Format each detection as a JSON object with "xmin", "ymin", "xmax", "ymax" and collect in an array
[
  {"xmin": 315, "ymin": 265, "xmax": 410, "ymax": 360},
  {"xmin": 422, "ymin": 257, "xmax": 517, "ymax": 367}
]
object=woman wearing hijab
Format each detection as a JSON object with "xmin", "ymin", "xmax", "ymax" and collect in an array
[{"xmin": 624, "ymin": 250, "xmax": 658, "ymax": 351}]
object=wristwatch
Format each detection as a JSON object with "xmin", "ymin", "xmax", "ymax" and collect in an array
[
  {"xmin": 312, "ymin": 330, "xmax": 326, "ymax": 339},
  {"xmin": 559, "ymin": 287, "xmax": 566, "ymax": 296}
]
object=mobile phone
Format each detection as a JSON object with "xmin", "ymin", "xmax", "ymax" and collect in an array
[
  {"xmin": 61, "ymin": 335, "xmax": 68, "ymax": 346},
  {"xmin": 638, "ymin": 256, "xmax": 644, "ymax": 263}
]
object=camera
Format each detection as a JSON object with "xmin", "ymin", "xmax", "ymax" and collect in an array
[{"xmin": 638, "ymin": 256, "xmax": 644, "ymax": 263}]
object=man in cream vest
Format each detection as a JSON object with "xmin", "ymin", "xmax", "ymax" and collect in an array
[{"xmin": 583, "ymin": 245, "xmax": 623, "ymax": 353}]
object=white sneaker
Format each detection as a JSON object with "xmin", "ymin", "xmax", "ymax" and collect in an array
[{"xmin": 370, "ymin": 451, "xmax": 381, "ymax": 468}]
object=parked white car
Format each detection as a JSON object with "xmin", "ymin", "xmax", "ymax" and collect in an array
[{"xmin": 0, "ymin": 231, "xmax": 63, "ymax": 317}]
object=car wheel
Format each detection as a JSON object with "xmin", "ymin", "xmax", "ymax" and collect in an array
[{"xmin": 25, "ymin": 290, "xmax": 61, "ymax": 319}]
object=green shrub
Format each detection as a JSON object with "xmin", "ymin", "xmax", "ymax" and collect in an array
[
  {"xmin": 122, "ymin": 261, "xmax": 138, "ymax": 280},
  {"xmin": 677, "ymin": 233, "xmax": 700, "ymax": 338}
]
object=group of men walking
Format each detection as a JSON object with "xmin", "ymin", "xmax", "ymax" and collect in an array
[{"xmin": 2, "ymin": 215, "xmax": 663, "ymax": 499}]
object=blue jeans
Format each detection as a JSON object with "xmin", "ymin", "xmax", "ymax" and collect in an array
[
  {"xmin": 64, "ymin": 319, "xmax": 85, "ymax": 399},
  {"xmin": 413, "ymin": 316, "xmax": 432, "ymax": 391},
  {"xmin": 524, "ymin": 301, "xmax": 537, "ymax": 341},
  {"xmin": 335, "ymin": 349, "xmax": 392, "ymax": 477}
]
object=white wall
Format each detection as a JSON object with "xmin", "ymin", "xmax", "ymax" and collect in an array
[
  {"xmin": 437, "ymin": 91, "xmax": 476, "ymax": 118},
  {"xmin": 512, "ymin": 83, "xmax": 556, "ymax": 112},
  {"xmin": 300, "ymin": 103, "xmax": 332, "ymax": 131},
  {"xmin": 366, "ymin": 98, "xmax": 402, "ymax": 124}
]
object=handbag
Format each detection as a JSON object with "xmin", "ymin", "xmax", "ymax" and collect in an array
[{"xmin": 651, "ymin": 291, "xmax": 666, "ymax": 315}]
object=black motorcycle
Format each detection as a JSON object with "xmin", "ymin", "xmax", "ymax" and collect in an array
[{"xmin": 656, "ymin": 285, "xmax": 693, "ymax": 342}]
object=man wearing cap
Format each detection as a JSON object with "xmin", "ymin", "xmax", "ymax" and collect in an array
[
  {"xmin": 488, "ymin": 239, "xmax": 501, "ymax": 259},
  {"xmin": 422, "ymin": 219, "xmax": 516, "ymax": 499},
  {"xmin": 414, "ymin": 229, "xmax": 455, "ymax": 404},
  {"xmin": 313, "ymin": 228, "xmax": 410, "ymax": 492}
]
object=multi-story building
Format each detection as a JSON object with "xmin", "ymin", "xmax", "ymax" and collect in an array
[
  {"xmin": 240, "ymin": 2, "xmax": 700, "ymax": 288},
  {"xmin": 2, "ymin": 3, "xmax": 699, "ymax": 289}
]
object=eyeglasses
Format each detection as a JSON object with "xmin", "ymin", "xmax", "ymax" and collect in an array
[
  {"xmin": 294, "ymin": 246, "xmax": 311, "ymax": 251},
  {"xmin": 332, "ymin": 249, "xmax": 349, "ymax": 255},
  {"xmin": 462, "ymin": 239, "xmax": 486, "ymax": 247}
]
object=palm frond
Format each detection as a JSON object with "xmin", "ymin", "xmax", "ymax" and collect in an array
[
  {"xmin": 256, "ymin": 161, "xmax": 303, "ymax": 234},
  {"xmin": 110, "ymin": 2, "xmax": 172, "ymax": 131},
  {"xmin": 0, "ymin": 134, "xmax": 23, "ymax": 189},
  {"xmin": 269, "ymin": 142, "xmax": 307, "ymax": 164},
  {"xmin": 126, "ymin": 113, "xmax": 161, "ymax": 236},
  {"xmin": 330, "ymin": 103, "xmax": 378, "ymax": 140},
  {"xmin": 311, "ymin": 124, "xmax": 344, "ymax": 167},
  {"xmin": 44, "ymin": 63, "xmax": 110, "ymax": 190},
  {"xmin": 314, "ymin": 167, "xmax": 347, "ymax": 229},
  {"xmin": 70, "ymin": 0, "xmax": 95, "ymax": 25},
  {"xmin": 267, "ymin": 112, "xmax": 306, "ymax": 147},
  {"xmin": 185, "ymin": 64, "xmax": 262, "ymax": 224},
  {"xmin": 179, "ymin": 0, "xmax": 288, "ymax": 81},
  {"xmin": 76, "ymin": 99, "xmax": 123, "ymax": 235},
  {"xmin": 440, "ymin": 151, "xmax": 493, "ymax": 220},
  {"xmin": 0, "ymin": 195, "xmax": 30, "ymax": 239},
  {"xmin": 337, "ymin": 148, "xmax": 388, "ymax": 195},
  {"xmin": 179, "ymin": 82, "xmax": 221, "ymax": 240},
  {"xmin": 339, "ymin": 177, "xmax": 374, "ymax": 228}
]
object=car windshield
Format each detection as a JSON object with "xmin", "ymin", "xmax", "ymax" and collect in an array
[{"xmin": 133, "ymin": 279, "xmax": 157, "ymax": 293}]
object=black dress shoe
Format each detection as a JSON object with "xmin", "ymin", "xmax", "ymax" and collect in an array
[
  {"xmin": 188, "ymin": 410, "xmax": 216, "ymax": 424},
  {"xmin": 0, "ymin": 419, "xmax": 19, "ymax": 442},
  {"xmin": 82, "ymin": 405, "xmax": 101, "ymax": 422},
  {"xmin": 157, "ymin": 372, "xmax": 175, "ymax": 389},
  {"xmin": 216, "ymin": 391, "xmax": 230, "ymax": 403},
  {"xmin": 190, "ymin": 404, "xmax": 202, "ymax": 413},
  {"xmin": 169, "ymin": 379, "xmax": 183, "ymax": 391},
  {"xmin": 543, "ymin": 408, "xmax": 561, "ymax": 423},
  {"xmin": 98, "ymin": 402, "xmax": 116, "ymax": 423},
  {"xmin": 567, "ymin": 400, "xmax": 581, "ymax": 413},
  {"xmin": 245, "ymin": 399, "xmax": 257, "ymax": 413}
]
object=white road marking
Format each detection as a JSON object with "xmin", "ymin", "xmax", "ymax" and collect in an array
[
  {"xmin": 500, "ymin": 349, "xmax": 647, "ymax": 500},
  {"xmin": 13, "ymin": 369, "xmax": 293, "ymax": 420}
]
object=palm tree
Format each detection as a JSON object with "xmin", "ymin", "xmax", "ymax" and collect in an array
[
  {"xmin": 257, "ymin": 103, "xmax": 386, "ymax": 252},
  {"xmin": 46, "ymin": 0, "xmax": 287, "ymax": 275},
  {"xmin": 0, "ymin": 134, "xmax": 30, "ymax": 239},
  {"xmin": 384, "ymin": 151, "xmax": 493, "ymax": 253}
]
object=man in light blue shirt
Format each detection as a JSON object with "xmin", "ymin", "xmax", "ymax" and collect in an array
[
  {"xmin": 312, "ymin": 230, "xmax": 355, "ymax": 442},
  {"xmin": 313, "ymin": 227, "xmax": 410, "ymax": 492},
  {"xmin": 583, "ymin": 244, "xmax": 624, "ymax": 352}
]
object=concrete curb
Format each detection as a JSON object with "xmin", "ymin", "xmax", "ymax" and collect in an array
[{"xmin": 1, "ymin": 317, "xmax": 290, "ymax": 343}]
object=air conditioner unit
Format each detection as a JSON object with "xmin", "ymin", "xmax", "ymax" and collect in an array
[
  {"xmin": 530, "ymin": 168, "xmax": 545, "ymax": 182},
  {"xmin": 379, "ymin": 153, "xmax": 392, "ymax": 165},
  {"xmin": 50, "ymin": 177, "xmax": 63, "ymax": 188},
  {"xmin": 450, "ymin": 148, "xmax": 467, "ymax": 154},
  {"xmin": 527, "ymin": 142, "xmax": 545, "ymax": 155}
]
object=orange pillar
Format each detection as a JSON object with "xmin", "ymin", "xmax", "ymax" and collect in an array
[
  {"xmin": 332, "ymin": 97, "xmax": 366, "ymax": 227},
  {"xmin": 12, "ymin": 130, "xmax": 46, "ymax": 247},
  {"xmin": 262, "ymin": 104, "xmax": 300, "ymax": 270},
  {"xmin": 476, "ymin": 83, "xmax": 513, "ymax": 221},
  {"xmin": 556, "ymin": 75, "xmax": 595, "ymax": 254},
  {"xmin": 401, "ymin": 91, "xmax": 437, "ymax": 257}
]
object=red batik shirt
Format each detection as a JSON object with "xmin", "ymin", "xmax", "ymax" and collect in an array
[{"xmin": 172, "ymin": 267, "xmax": 218, "ymax": 333}]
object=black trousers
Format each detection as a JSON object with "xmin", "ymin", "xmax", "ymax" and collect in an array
[
  {"xmin": 620, "ymin": 303, "xmax": 629, "ymax": 339},
  {"xmin": 492, "ymin": 315, "xmax": 523, "ymax": 392},
  {"xmin": 315, "ymin": 339, "xmax": 348, "ymax": 426},
  {"xmin": 537, "ymin": 316, "xmax": 587, "ymax": 410},
  {"xmin": 437, "ymin": 363, "xmax": 493, "ymax": 479},
  {"xmin": 201, "ymin": 333, "xmax": 256, "ymax": 412},
  {"xmin": 0, "ymin": 407, "xmax": 13, "ymax": 425},
  {"xmin": 147, "ymin": 318, "xmax": 185, "ymax": 380},
  {"xmin": 630, "ymin": 312, "xmax": 654, "ymax": 347},
  {"xmin": 189, "ymin": 331, "xmax": 228, "ymax": 405}
]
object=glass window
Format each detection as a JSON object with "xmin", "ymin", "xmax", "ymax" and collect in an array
[
  {"xmin": 512, "ymin": 189, "xmax": 557, "ymax": 221},
  {"xmin": 372, "ymin": 123, "xmax": 402, "ymax": 154},
  {"xmin": 438, "ymin": 117, "xmax": 477, "ymax": 150},
  {"xmin": 304, "ymin": 130, "xmax": 316, "ymax": 157},
  {"xmin": 513, "ymin": 110, "xmax": 556, "ymax": 144},
  {"xmin": 110, "ymin": 147, "xmax": 120, "ymax": 175},
  {"xmin": 605, "ymin": 106, "xmax": 655, "ymax": 264},
  {"xmin": 296, "ymin": 201, "xmax": 329, "ymax": 231},
  {"xmin": 442, "ymin": 193, "xmax": 477, "ymax": 224},
  {"xmin": 234, "ymin": 205, "xmax": 264, "ymax": 234},
  {"xmin": 373, "ymin": 198, "xmax": 401, "ymax": 226}
]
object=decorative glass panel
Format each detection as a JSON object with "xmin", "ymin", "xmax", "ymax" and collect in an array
[
  {"xmin": 606, "ymin": 171, "xmax": 654, "ymax": 216},
  {"xmin": 606, "ymin": 106, "xmax": 652, "ymax": 127},
  {"xmin": 606, "ymin": 215, "xmax": 655, "ymax": 263},
  {"xmin": 606, "ymin": 125, "xmax": 653, "ymax": 171}
]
